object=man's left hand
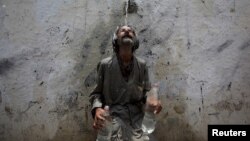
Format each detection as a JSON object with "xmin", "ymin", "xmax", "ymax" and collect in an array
[{"xmin": 147, "ymin": 100, "xmax": 162, "ymax": 114}]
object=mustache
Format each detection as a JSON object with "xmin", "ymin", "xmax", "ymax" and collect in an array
[{"xmin": 121, "ymin": 34, "xmax": 133, "ymax": 39}]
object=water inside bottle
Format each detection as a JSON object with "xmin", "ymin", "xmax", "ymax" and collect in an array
[
  {"xmin": 141, "ymin": 85, "xmax": 159, "ymax": 135},
  {"xmin": 96, "ymin": 106, "xmax": 112, "ymax": 141},
  {"xmin": 142, "ymin": 111, "xmax": 156, "ymax": 134}
]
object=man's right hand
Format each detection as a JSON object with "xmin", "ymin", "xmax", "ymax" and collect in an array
[{"xmin": 93, "ymin": 107, "xmax": 106, "ymax": 130}]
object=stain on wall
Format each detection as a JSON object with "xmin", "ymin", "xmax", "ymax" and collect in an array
[{"xmin": 0, "ymin": 59, "xmax": 14, "ymax": 75}]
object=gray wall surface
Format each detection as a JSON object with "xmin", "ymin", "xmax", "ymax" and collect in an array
[{"xmin": 0, "ymin": 0, "xmax": 250, "ymax": 141}]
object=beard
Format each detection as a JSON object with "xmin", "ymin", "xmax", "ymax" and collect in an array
[{"xmin": 117, "ymin": 36, "xmax": 135, "ymax": 47}]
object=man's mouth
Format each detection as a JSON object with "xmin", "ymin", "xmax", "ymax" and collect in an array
[{"xmin": 122, "ymin": 34, "xmax": 132, "ymax": 39}]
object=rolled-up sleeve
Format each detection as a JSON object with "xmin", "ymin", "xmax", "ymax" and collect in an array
[{"xmin": 89, "ymin": 62, "xmax": 104, "ymax": 117}]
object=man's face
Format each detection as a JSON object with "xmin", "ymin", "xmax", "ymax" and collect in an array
[
  {"xmin": 117, "ymin": 26, "xmax": 135, "ymax": 40},
  {"xmin": 117, "ymin": 26, "xmax": 135, "ymax": 59}
]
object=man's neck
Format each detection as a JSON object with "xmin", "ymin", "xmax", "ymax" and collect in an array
[{"xmin": 117, "ymin": 54, "xmax": 133, "ymax": 66}]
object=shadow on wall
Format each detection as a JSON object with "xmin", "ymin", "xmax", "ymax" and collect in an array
[
  {"xmin": 154, "ymin": 109, "xmax": 205, "ymax": 141},
  {"xmin": 50, "ymin": 105, "xmax": 97, "ymax": 141},
  {"xmin": 150, "ymin": 55, "xmax": 206, "ymax": 141},
  {"xmin": 50, "ymin": 2, "xmax": 126, "ymax": 141},
  {"xmin": 152, "ymin": 83, "xmax": 206, "ymax": 141},
  {"xmin": 151, "ymin": 80, "xmax": 206, "ymax": 141}
]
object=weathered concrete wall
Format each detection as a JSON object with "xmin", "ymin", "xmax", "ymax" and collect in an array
[{"xmin": 0, "ymin": 0, "xmax": 250, "ymax": 141}]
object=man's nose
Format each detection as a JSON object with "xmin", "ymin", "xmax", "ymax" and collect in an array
[{"xmin": 124, "ymin": 30, "xmax": 129, "ymax": 34}]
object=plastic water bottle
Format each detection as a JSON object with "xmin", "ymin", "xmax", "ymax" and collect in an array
[
  {"xmin": 96, "ymin": 106, "xmax": 112, "ymax": 141},
  {"xmin": 142, "ymin": 85, "xmax": 159, "ymax": 135}
]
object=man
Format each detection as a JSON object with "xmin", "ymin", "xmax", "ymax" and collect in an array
[{"xmin": 89, "ymin": 25, "xmax": 162, "ymax": 141}]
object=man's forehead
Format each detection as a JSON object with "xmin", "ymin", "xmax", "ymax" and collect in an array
[{"xmin": 119, "ymin": 26, "xmax": 132, "ymax": 31}]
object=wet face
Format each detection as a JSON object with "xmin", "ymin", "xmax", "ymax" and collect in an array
[
  {"xmin": 117, "ymin": 26, "xmax": 136, "ymax": 61},
  {"xmin": 117, "ymin": 26, "xmax": 135, "ymax": 41}
]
